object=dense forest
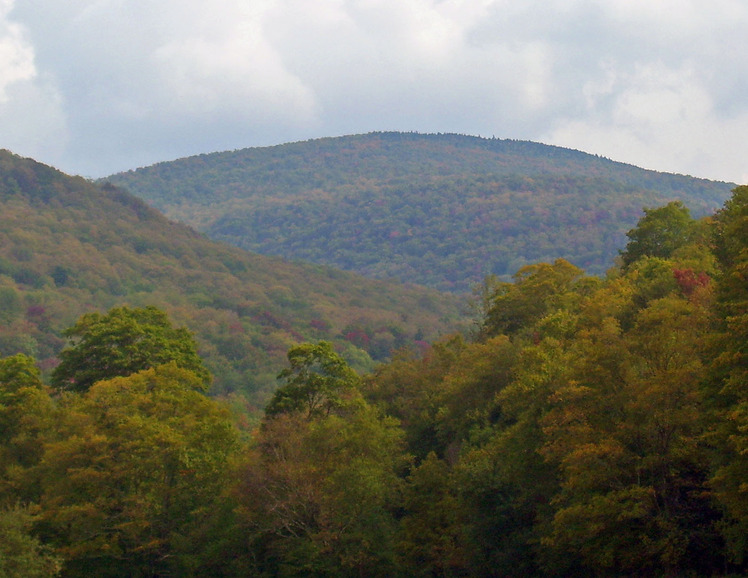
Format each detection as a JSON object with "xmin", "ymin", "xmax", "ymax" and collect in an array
[
  {"xmin": 2, "ymin": 175, "xmax": 747, "ymax": 575},
  {"xmin": 106, "ymin": 132, "xmax": 734, "ymax": 291},
  {"xmin": 0, "ymin": 150, "xmax": 463, "ymax": 409}
]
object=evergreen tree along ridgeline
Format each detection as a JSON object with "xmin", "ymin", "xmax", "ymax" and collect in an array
[{"xmin": 0, "ymin": 186, "xmax": 747, "ymax": 575}]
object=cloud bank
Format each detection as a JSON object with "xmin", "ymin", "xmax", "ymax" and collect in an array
[{"xmin": 2, "ymin": 0, "xmax": 747, "ymax": 182}]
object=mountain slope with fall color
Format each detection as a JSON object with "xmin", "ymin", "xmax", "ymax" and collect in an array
[
  {"xmin": 0, "ymin": 149, "xmax": 463, "ymax": 405},
  {"xmin": 106, "ymin": 132, "xmax": 734, "ymax": 291}
]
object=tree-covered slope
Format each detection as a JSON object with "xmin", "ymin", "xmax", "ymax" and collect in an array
[
  {"xmin": 106, "ymin": 132, "xmax": 734, "ymax": 291},
  {"xmin": 0, "ymin": 149, "xmax": 464, "ymax": 405}
]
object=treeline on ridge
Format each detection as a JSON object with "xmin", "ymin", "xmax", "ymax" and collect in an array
[{"xmin": 1, "ymin": 186, "xmax": 747, "ymax": 576}]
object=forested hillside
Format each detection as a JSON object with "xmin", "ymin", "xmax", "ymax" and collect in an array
[
  {"xmin": 0, "ymin": 150, "xmax": 463, "ymax": 406},
  {"xmin": 2, "ymin": 183, "xmax": 746, "ymax": 576},
  {"xmin": 106, "ymin": 132, "xmax": 734, "ymax": 291}
]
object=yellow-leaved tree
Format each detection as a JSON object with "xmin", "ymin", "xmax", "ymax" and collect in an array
[{"xmin": 34, "ymin": 364, "xmax": 241, "ymax": 576}]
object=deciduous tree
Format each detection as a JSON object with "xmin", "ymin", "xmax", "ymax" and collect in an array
[
  {"xmin": 51, "ymin": 306, "xmax": 210, "ymax": 392},
  {"xmin": 35, "ymin": 364, "xmax": 240, "ymax": 576},
  {"xmin": 620, "ymin": 201, "xmax": 696, "ymax": 267},
  {"xmin": 0, "ymin": 354, "xmax": 55, "ymax": 503},
  {"xmin": 265, "ymin": 341, "xmax": 360, "ymax": 419},
  {"xmin": 708, "ymin": 185, "xmax": 748, "ymax": 563}
]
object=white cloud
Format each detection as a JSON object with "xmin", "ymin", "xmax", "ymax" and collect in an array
[
  {"xmin": 1, "ymin": 0, "xmax": 747, "ymax": 181},
  {"xmin": 0, "ymin": 76, "xmax": 68, "ymax": 160},
  {"xmin": 0, "ymin": 0, "xmax": 35, "ymax": 101},
  {"xmin": 542, "ymin": 62, "xmax": 747, "ymax": 182},
  {"xmin": 0, "ymin": 1, "xmax": 67, "ymax": 163},
  {"xmin": 152, "ymin": 25, "xmax": 318, "ymax": 122}
]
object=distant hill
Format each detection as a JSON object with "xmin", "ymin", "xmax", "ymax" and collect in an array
[
  {"xmin": 105, "ymin": 132, "xmax": 735, "ymax": 292},
  {"xmin": 0, "ymin": 149, "xmax": 464, "ymax": 408}
]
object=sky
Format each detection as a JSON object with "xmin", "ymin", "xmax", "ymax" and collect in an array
[{"xmin": 1, "ymin": 0, "xmax": 747, "ymax": 183}]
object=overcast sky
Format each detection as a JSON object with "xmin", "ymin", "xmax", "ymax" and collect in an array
[{"xmin": 1, "ymin": 0, "xmax": 747, "ymax": 183}]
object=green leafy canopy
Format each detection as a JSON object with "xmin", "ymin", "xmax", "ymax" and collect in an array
[
  {"xmin": 265, "ymin": 341, "xmax": 361, "ymax": 419},
  {"xmin": 51, "ymin": 306, "xmax": 211, "ymax": 392}
]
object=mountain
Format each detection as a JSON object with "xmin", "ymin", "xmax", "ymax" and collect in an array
[
  {"xmin": 105, "ymin": 132, "xmax": 735, "ymax": 292},
  {"xmin": 0, "ymin": 149, "xmax": 464, "ymax": 407}
]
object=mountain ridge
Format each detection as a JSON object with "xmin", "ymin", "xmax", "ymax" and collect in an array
[
  {"xmin": 0, "ymin": 148, "xmax": 464, "ymax": 405},
  {"xmin": 106, "ymin": 132, "xmax": 734, "ymax": 291}
]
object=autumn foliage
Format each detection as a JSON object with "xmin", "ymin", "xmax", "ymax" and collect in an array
[{"xmin": 1, "ymin": 160, "xmax": 747, "ymax": 575}]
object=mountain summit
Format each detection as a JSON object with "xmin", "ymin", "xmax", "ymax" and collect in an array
[{"xmin": 106, "ymin": 132, "xmax": 734, "ymax": 291}]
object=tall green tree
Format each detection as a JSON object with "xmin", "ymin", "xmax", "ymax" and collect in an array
[
  {"xmin": 51, "ymin": 306, "xmax": 210, "ymax": 392},
  {"xmin": 397, "ymin": 452, "xmax": 468, "ymax": 577},
  {"xmin": 240, "ymin": 342, "xmax": 405, "ymax": 576},
  {"xmin": 265, "ymin": 341, "xmax": 360, "ymax": 419},
  {"xmin": 364, "ymin": 336, "xmax": 465, "ymax": 461},
  {"xmin": 481, "ymin": 259, "xmax": 590, "ymax": 338},
  {"xmin": 620, "ymin": 201, "xmax": 696, "ymax": 267},
  {"xmin": 540, "ymin": 292, "xmax": 722, "ymax": 575},
  {"xmin": 0, "ymin": 354, "xmax": 55, "ymax": 504},
  {"xmin": 0, "ymin": 504, "xmax": 61, "ymax": 577},
  {"xmin": 707, "ymin": 185, "xmax": 748, "ymax": 563},
  {"xmin": 34, "ymin": 364, "xmax": 240, "ymax": 576},
  {"xmin": 241, "ymin": 408, "xmax": 405, "ymax": 576}
]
